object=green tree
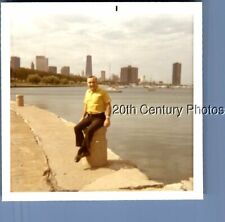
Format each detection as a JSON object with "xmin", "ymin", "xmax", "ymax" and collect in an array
[
  {"xmin": 69, "ymin": 80, "xmax": 75, "ymax": 85},
  {"xmin": 42, "ymin": 75, "xmax": 60, "ymax": 85},
  {"xmin": 27, "ymin": 74, "xmax": 41, "ymax": 84},
  {"xmin": 60, "ymin": 78, "xmax": 69, "ymax": 85}
]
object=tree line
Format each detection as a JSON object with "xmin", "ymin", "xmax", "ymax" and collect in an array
[{"xmin": 10, "ymin": 68, "xmax": 87, "ymax": 86}]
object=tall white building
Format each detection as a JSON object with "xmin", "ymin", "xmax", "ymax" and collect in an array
[{"xmin": 36, "ymin": 56, "xmax": 48, "ymax": 72}]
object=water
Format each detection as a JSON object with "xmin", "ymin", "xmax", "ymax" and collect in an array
[{"xmin": 11, "ymin": 86, "xmax": 193, "ymax": 184}]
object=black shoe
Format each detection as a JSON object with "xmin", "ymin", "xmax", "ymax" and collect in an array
[
  {"xmin": 74, "ymin": 150, "xmax": 90, "ymax": 163},
  {"xmin": 74, "ymin": 153, "xmax": 83, "ymax": 162},
  {"xmin": 84, "ymin": 150, "xmax": 90, "ymax": 157}
]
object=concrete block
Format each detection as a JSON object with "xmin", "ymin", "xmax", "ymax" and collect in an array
[
  {"xmin": 16, "ymin": 95, "xmax": 24, "ymax": 106},
  {"xmin": 84, "ymin": 127, "xmax": 108, "ymax": 168}
]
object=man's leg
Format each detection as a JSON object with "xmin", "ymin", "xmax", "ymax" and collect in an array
[
  {"xmin": 74, "ymin": 117, "xmax": 93, "ymax": 162},
  {"xmin": 74, "ymin": 116, "xmax": 91, "ymax": 147},
  {"xmin": 75, "ymin": 116, "xmax": 104, "ymax": 162},
  {"xmin": 82, "ymin": 117, "xmax": 105, "ymax": 152}
]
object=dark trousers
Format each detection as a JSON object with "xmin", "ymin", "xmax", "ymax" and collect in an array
[{"xmin": 74, "ymin": 113, "xmax": 105, "ymax": 154}]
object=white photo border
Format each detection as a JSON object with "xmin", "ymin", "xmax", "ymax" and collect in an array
[{"xmin": 1, "ymin": 2, "xmax": 203, "ymax": 201}]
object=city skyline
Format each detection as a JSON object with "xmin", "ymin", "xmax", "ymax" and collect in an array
[
  {"xmin": 10, "ymin": 54, "xmax": 183, "ymax": 84},
  {"xmin": 9, "ymin": 3, "xmax": 194, "ymax": 84}
]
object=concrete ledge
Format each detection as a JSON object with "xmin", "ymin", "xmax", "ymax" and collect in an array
[
  {"xmin": 81, "ymin": 168, "xmax": 164, "ymax": 191},
  {"xmin": 83, "ymin": 127, "xmax": 108, "ymax": 168},
  {"xmin": 10, "ymin": 101, "xmax": 193, "ymax": 191}
]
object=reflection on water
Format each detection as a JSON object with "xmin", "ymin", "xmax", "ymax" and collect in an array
[{"xmin": 11, "ymin": 87, "xmax": 193, "ymax": 184}]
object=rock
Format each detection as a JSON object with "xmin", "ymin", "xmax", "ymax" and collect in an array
[
  {"xmin": 163, "ymin": 183, "xmax": 183, "ymax": 191},
  {"xmin": 181, "ymin": 177, "xmax": 193, "ymax": 191}
]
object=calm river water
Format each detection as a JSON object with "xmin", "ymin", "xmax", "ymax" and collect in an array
[{"xmin": 11, "ymin": 86, "xmax": 193, "ymax": 184}]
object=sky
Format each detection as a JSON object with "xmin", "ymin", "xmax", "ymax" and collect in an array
[{"xmin": 8, "ymin": 3, "xmax": 199, "ymax": 84}]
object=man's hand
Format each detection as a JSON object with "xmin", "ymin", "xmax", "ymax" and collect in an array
[{"xmin": 104, "ymin": 118, "xmax": 110, "ymax": 127}]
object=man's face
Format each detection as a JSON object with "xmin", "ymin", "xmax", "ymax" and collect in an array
[{"xmin": 87, "ymin": 77, "xmax": 98, "ymax": 91}]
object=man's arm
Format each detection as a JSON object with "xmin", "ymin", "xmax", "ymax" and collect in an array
[
  {"xmin": 104, "ymin": 102, "xmax": 111, "ymax": 127},
  {"xmin": 80, "ymin": 103, "xmax": 88, "ymax": 122}
]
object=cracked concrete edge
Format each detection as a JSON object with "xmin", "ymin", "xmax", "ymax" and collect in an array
[
  {"xmin": 11, "ymin": 107, "xmax": 62, "ymax": 192},
  {"xmin": 120, "ymin": 183, "xmax": 164, "ymax": 191}
]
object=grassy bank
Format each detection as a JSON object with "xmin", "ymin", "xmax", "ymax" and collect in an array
[{"xmin": 10, "ymin": 82, "xmax": 86, "ymax": 88}]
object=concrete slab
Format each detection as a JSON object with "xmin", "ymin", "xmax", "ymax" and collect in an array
[
  {"xmin": 10, "ymin": 101, "xmax": 192, "ymax": 192},
  {"xmin": 11, "ymin": 111, "xmax": 50, "ymax": 191},
  {"xmin": 11, "ymin": 102, "xmax": 163, "ymax": 191}
]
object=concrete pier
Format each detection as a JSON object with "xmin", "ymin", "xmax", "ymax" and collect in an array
[{"xmin": 10, "ymin": 101, "xmax": 193, "ymax": 192}]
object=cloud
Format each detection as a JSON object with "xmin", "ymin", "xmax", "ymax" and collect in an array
[
  {"xmin": 9, "ymin": 5, "xmax": 195, "ymax": 84},
  {"xmin": 124, "ymin": 15, "xmax": 192, "ymax": 35},
  {"xmin": 102, "ymin": 30, "xmax": 126, "ymax": 41}
]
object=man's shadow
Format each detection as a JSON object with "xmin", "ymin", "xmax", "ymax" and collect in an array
[{"xmin": 84, "ymin": 159, "xmax": 137, "ymax": 171}]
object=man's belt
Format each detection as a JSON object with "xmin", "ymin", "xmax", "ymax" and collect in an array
[{"xmin": 87, "ymin": 112, "xmax": 105, "ymax": 117}]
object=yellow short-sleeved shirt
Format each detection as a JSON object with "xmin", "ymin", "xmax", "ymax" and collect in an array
[{"xmin": 84, "ymin": 87, "xmax": 111, "ymax": 114}]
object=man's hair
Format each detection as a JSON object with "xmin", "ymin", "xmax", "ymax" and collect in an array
[
  {"xmin": 87, "ymin": 75, "xmax": 97, "ymax": 79},
  {"xmin": 87, "ymin": 75, "xmax": 97, "ymax": 82}
]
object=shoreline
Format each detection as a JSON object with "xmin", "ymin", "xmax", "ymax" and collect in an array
[
  {"xmin": 10, "ymin": 101, "xmax": 193, "ymax": 192},
  {"xmin": 10, "ymin": 84, "xmax": 85, "ymax": 88}
]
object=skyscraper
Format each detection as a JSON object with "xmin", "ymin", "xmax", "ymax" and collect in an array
[
  {"xmin": 61, "ymin": 66, "xmax": 70, "ymax": 75},
  {"xmin": 36, "ymin": 56, "xmax": 48, "ymax": 72},
  {"xmin": 120, "ymin": 65, "xmax": 138, "ymax": 84},
  {"xmin": 85, "ymin": 55, "xmax": 92, "ymax": 77},
  {"xmin": 10, "ymin": 56, "xmax": 20, "ymax": 70},
  {"xmin": 172, "ymin": 62, "xmax": 182, "ymax": 85},
  {"xmin": 49, "ymin": 66, "xmax": 57, "ymax": 74},
  {"xmin": 101, "ymin": 70, "xmax": 106, "ymax": 81},
  {"xmin": 112, "ymin": 74, "xmax": 119, "ymax": 82},
  {"xmin": 31, "ymin": 62, "xmax": 35, "ymax": 70}
]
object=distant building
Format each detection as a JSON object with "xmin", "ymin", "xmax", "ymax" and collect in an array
[
  {"xmin": 120, "ymin": 65, "xmax": 138, "ymax": 84},
  {"xmin": 36, "ymin": 56, "xmax": 48, "ymax": 72},
  {"xmin": 85, "ymin": 55, "xmax": 92, "ymax": 77},
  {"xmin": 140, "ymin": 75, "xmax": 146, "ymax": 83},
  {"xmin": 61, "ymin": 66, "xmax": 70, "ymax": 75},
  {"xmin": 112, "ymin": 74, "xmax": 119, "ymax": 82},
  {"xmin": 31, "ymin": 62, "xmax": 35, "ymax": 70},
  {"xmin": 10, "ymin": 56, "xmax": 20, "ymax": 70},
  {"xmin": 49, "ymin": 66, "xmax": 57, "ymax": 74},
  {"xmin": 172, "ymin": 62, "xmax": 182, "ymax": 85},
  {"xmin": 101, "ymin": 70, "xmax": 106, "ymax": 81}
]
